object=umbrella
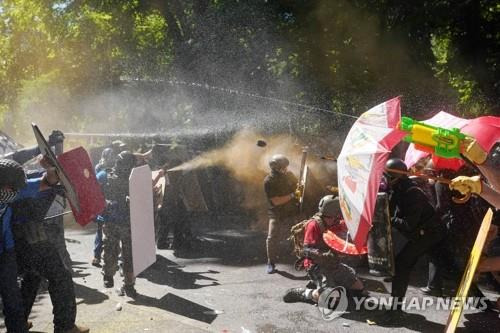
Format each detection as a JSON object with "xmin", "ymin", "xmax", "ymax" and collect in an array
[
  {"xmin": 404, "ymin": 112, "xmax": 500, "ymax": 171},
  {"xmin": 337, "ymin": 97, "xmax": 406, "ymax": 250}
]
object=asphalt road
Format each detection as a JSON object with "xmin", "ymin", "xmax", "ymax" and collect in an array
[{"xmin": 3, "ymin": 219, "xmax": 500, "ymax": 333}]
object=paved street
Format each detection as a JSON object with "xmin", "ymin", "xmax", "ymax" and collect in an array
[{"xmin": 4, "ymin": 218, "xmax": 500, "ymax": 333}]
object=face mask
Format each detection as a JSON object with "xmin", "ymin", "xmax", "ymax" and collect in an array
[{"xmin": 0, "ymin": 189, "xmax": 19, "ymax": 204}]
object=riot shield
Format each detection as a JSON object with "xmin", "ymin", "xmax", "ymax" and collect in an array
[{"xmin": 367, "ymin": 192, "xmax": 395, "ymax": 276}]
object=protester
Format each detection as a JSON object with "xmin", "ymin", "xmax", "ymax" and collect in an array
[
  {"xmin": 101, "ymin": 151, "xmax": 139, "ymax": 297},
  {"xmin": 283, "ymin": 195, "xmax": 364, "ymax": 304},
  {"xmin": 382, "ymin": 158, "xmax": 445, "ymax": 322},
  {"xmin": 450, "ymin": 141, "xmax": 500, "ymax": 208},
  {"xmin": 264, "ymin": 154, "xmax": 301, "ymax": 274},
  {"xmin": 92, "ymin": 148, "xmax": 116, "ymax": 267}
]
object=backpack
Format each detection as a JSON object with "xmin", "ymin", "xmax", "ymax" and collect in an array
[{"xmin": 288, "ymin": 214, "xmax": 326, "ymax": 260}]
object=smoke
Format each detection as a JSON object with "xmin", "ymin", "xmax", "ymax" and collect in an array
[{"xmin": 169, "ymin": 129, "xmax": 339, "ymax": 223}]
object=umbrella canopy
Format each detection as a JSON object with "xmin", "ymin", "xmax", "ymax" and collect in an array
[
  {"xmin": 404, "ymin": 112, "xmax": 500, "ymax": 171},
  {"xmin": 337, "ymin": 97, "xmax": 406, "ymax": 250}
]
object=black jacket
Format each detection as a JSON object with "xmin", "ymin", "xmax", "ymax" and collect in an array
[{"xmin": 389, "ymin": 177, "xmax": 442, "ymax": 240}]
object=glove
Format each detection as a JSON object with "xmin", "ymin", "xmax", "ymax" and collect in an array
[
  {"xmin": 449, "ymin": 175, "xmax": 482, "ymax": 195},
  {"xmin": 48, "ymin": 130, "xmax": 65, "ymax": 146},
  {"xmin": 294, "ymin": 184, "xmax": 304, "ymax": 200},
  {"xmin": 462, "ymin": 137, "xmax": 487, "ymax": 165}
]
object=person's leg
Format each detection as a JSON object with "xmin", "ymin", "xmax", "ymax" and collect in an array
[
  {"xmin": 118, "ymin": 225, "xmax": 136, "ymax": 297},
  {"xmin": 20, "ymin": 271, "xmax": 42, "ymax": 322},
  {"xmin": 93, "ymin": 220, "xmax": 103, "ymax": 264},
  {"xmin": 266, "ymin": 218, "xmax": 279, "ymax": 273},
  {"xmin": 32, "ymin": 243, "xmax": 76, "ymax": 332},
  {"xmin": 102, "ymin": 223, "xmax": 120, "ymax": 287},
  {"xmin": 392, "ymin": 232, "xmax": 443, "ymax": 308},
  {"xmin": 0, "ymin": 251, "xmax": 29, "ymax": 333}
]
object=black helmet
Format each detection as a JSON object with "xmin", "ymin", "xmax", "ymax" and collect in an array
[
  {"xmin": 318, "ymin": 195, "xmax": 341, "ymax": 217},
  {"xmin": 487, "ymin": 142, "xmax": 500, "ymax": 168},
  {"xmin": 114, "ymin": 151, "xmax": 136, "ymax": 176},
  {"xmin": 385, "ymin": 158, "xmax": 408, "ymax": 179},
  {"xmin": 269, "ymin": 154, "xmax": 289, "ymax": 171},
  {"xmin": 0, "ymin": 159, "xmax": 27, "ymax": 190}
]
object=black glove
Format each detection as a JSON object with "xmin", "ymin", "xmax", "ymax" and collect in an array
[{"xmin": 48, "ymin": 130, "xmax": 65, "ymax": 146}]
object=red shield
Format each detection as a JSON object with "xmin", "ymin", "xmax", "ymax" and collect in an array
[{"xmin": 58, "ymin": 147, "xmax": 106, "ymax": 226}]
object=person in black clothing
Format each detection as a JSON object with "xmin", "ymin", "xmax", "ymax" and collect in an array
[
  {"xmin": 383, "ymin": 158, "xmax": 445, "ymax": 320},
  {"xmin": 11, "ymin": 171, "xmax": 88, "ymax": 333},
  {"xmin": 264, "ymin": 154, "xmax": 301, "ymax": 274},
  {"xmin": 101, "ymin": 151, "xmax": 138, "ymax": 297}
]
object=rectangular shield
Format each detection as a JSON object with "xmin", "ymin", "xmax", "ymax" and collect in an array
[
  {"xmin": 367, "ymin": 192, "xmax": 395, "ymax": 276},
  {"xmin": 130, "ymin": 165, "xmax": 156, "ymax": 276},
  {"xmin": 57, "ymin": 147, "xmax": 106, "ymax": 226},
  {"xmin": 32, "ymin": 123, "xmax": 80, "ymax": 212}
]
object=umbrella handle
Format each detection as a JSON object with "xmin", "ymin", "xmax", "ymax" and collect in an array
[{"xmin": 451, "ymin": 191, "xmax": 471, "ymax": 204}]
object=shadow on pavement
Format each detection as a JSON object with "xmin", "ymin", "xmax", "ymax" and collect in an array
[
  {"xmin": 140, "ymin": 255, "xmax": 220, "ymax": 290},
  {"xmin": 74, "ymin": 281, "xmax": 109, "ymax": 305},
  {"xmin": 171, "ymin": 229, "xmax": 267, "ymax": 266},
  {"xmin": 458, "ymin": 311, "xmax": 500, "ymax": 332},
  {"xmin": 130, "ymin": 292, "xmax": 218, "ymax": 324},
  {"xmin": 342, "ymin": 308, "xmax": 445, "ymax": 332}
]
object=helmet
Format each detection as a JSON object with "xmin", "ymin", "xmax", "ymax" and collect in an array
[
  {"xmin": 385, "ymin": 158, "xmax": 408, "ymax": 179},
  {"xmin": 100, "ymin": 147, "xmax": 116, "ymax": 168},
  {"xmin": 487, "ymin": 142, "xmax": 500, "ymax": 168},
  {"xmin": 0, "ymin": 159, "xmax": 27, "ymax": 190},
  {"xmin": 114, "ymin": 151, "xmax": 136, "ymax": 176},
  {"xmin": 318, "ymin": 195, "xmax": 341, "ymax": 217},
  {"xmin": 269, "ymin": 154, "xmax": 289, "ymax": 171}
]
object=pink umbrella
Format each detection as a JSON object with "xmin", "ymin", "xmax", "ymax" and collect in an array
[
  {"xmin": 337, "ymin": 97, "xmax": 406, "ymax": 250},
  {"xmin": 405, "ymin": 112, "xmax": 500, "ymax": 171}
]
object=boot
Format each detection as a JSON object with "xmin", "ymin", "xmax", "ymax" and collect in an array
[
  {"xmin": 283, "ymin": 287, "xmax": 308, "ymax": 303},
  {"xmin": 91, "ymin": 257, "xmax": 101, "ymax": 267},
  {"xmin": 62, "ymin": 324, "xmax": 90, "ymax": 333},
  {"xmin": 103, "ymin": 275, "xmax": 114, "ymax": 288},
  {"xmin": 118, "ymin": 284, "xmax": 137, "ymax": 298}
]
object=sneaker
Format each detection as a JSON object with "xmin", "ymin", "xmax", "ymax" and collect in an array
[
  {"xmin": 62, "ymin": 324, "xmax": 90, "ymax": 333},
  {"xmin": 266, "ymin": 262, "xmax": 276, "ymax": 274},
  {"xmin": 91, "ymin": 257, "xmax": 101, "ymax": 267},
  {"xmin": 118, "ymin": 285, "xmax": 137, "ymax": 298},
  {"xmin": 420, "ymin": 286, "xmax": 443, "ymax": 297},
  {"xmin": 103, "ymin": 275, "xmax": 114, "ymax": 288},
  {"xmin": 283, "ymin": 287, "xmax": 307, "ymax": 303}
]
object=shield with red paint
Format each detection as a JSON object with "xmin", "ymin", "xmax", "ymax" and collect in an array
[
  {"xmin": 404, "ymin": 112, "xmax": 500, "ymax": 171},
  {"xmin": 57, "ymin": 147, "xmax": 106, "ymax": 226},
  {"xmin": 337, "ymin": 97, "xmax": 406, "ymax": 250}
]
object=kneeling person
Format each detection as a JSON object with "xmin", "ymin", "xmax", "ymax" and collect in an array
[{"xmin": 284, "ymin": 195, "xmax": 364, "ymax": 304}]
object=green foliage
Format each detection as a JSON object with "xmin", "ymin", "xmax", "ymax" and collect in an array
[{"xmin": 0, "ymin": 0, "xmax": 498, "ymax": 140}]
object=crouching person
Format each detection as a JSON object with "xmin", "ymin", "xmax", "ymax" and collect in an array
[{"xmin": 283, "ymin": 195, "xmax": 364, "ymax": 304}]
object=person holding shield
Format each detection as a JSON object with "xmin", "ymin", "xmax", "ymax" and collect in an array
[
  {"xmin": 383, "ymin": 158, "xmax": 445, "ymax": 321},
  {"xmin": 283, "ymin": 195, "xmax": 364, "ymax": 304}
]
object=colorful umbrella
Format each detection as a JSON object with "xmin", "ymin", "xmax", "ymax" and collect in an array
[
  {"xmin": 337, "ymin": 97, "xmax": 406, "ymax": 250},
  {"xmin": 404, "ymin": 112, "xmax": 500, "ymax": 171}
]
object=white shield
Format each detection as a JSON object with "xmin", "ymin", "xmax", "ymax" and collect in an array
[{"xmin": 130, "ymin": 165, "xmax": 156, "ymax": 276}]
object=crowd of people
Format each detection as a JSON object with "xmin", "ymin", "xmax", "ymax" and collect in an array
[
  {"xmin": 265, "ymin": 138, "xmax": 500, "ymax": 324},
  {"xmin": 0, "ymin": 127, "xmax": 498, "ymax": 332}
]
